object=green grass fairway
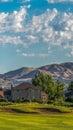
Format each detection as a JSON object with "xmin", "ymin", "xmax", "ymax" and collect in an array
[
  {"xmin": 0, "ymin": 103, "xmax": 73, "ymax": 130},
  {"xmin": 0, "ymin": 113, "xmax": 73, "ymax": 130}
]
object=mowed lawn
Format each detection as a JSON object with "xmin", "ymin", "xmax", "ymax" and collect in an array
[
  {"xmin": 0, "ymin": 103, "xmax": 73, "ymax": 130},
  {"xmin": 0, "ymin": 113, "xmax": 73, "ymax": 130}
]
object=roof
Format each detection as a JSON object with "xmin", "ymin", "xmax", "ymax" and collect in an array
[
  {"xmin": 12, "ymin": 82, "xmax": 42, "ymax": 90},
  {"xmin": 0, "ymin": 90, "xmax": 4, "ymax": 97}
]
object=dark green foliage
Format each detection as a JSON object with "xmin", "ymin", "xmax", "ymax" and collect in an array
[
  {"xmin": 65, "ymin": 81, "xmax": 73, "ymax": 103},
  {"xmin": 44, "ymin": 75, "xmax": 56, "ymax": 101},
  {"xmin": 32, "ymin": 73, "xmax": 56, "ymax": 101},
  {"xmin": 0, "ymin": 97, "xmax": 8, "ymax": 102},
  {"xmin": 65, "ymin": 97, "xmax": 73, "ymax": 103},
  {"xmin": 32, "ymin": 72, "xmax": 46, "ymax": 91},
  {"xmin": 32, "ymin": 72, "xmax": 64, "ymax": 102},
  {"xmin": 55, "ymin": 80, "xmax": 64, "ymax": 102},
  {"xmin": 68, "ymin": 81, "xmax": 73, "ymax": 91}
]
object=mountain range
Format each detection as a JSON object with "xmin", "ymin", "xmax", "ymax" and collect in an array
[{"xmin": 0, "ymin": 62, "xmax": 73, "ymax": 88}]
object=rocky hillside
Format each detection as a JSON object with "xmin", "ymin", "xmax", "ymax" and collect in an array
[
  {"xmin": 0, "ymin": 62, "xmax": 73, "ymax": 88},
  {"xmin": 3, "ymin": 67, "xmax": 35, "ymax": 80},
  {"xmin": 39, "ymin": 62, "xmax": 73, "ymax": 83}
]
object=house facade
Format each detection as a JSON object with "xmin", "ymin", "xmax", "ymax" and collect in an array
[
  {"xmin": 0, "ymin": 89, "xmax": 4, "ymax": 98},
  {"xmin": 11, "ymin": 82, "xmax": 42, "ymax": 102},
  {"xmin": 4, "ymin": 89, "xmax": 11, "ymax": 101}
]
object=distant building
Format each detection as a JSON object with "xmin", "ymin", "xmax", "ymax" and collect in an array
[
  {"xmin": 0, "ymin": 89, "xmax": 4, "ymax": 98},
  {"xmin": 11, "ymin": 82, "xmax": 42, "ymax": 102},
  {"xmin": 4, "ymin": 89, "xmax": 11, "ymax": 101}
]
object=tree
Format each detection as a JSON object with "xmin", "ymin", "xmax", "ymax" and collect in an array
[
  {"xmin": 55, "ymin": 80, "xmax": 64, "ymax": 102},
  {"xmin": 32, "ymin": 72, "xmax": 47, "ymax": 91},
  {"xmin": 32, "ymin": 72, "xmax": 56, "ymax": 102},
  {"xmin": 68, "ymin": 81, "xmax": 73, "ymax": 91},
  {"xmin": 32, "ymin": 72, "xmax": 65, "ymax": 103},
  {"xmin": 45, "ymin": 75, "xmax": 56, "ymax": 101}
]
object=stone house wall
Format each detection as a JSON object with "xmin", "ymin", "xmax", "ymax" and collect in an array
[{"xmin": 11, "ymin": 84, "xmax": 42, "ymax": 102}]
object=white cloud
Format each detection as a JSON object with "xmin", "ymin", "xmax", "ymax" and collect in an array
[
  {"xmin": 0, "ymin": 0, "xmax": 12, "ymax": 2},
  {"xmin": 16, "ymin": 49, "xmax": 21, "ymax": 53},
  {"xmin": 70, "ymin": 46, "xmax": 73, "ymax": 56},
  {"xmin": 0, "ymin": 12, "xmax": 8, "ymax": 23},
  {"xmin": 22, "ymin": 0, "xmax": 30, "ymax": 2},
  {"xmin": 22, "ymin": 53, "xmax": 35, "ymax": 57},
  {"xmin": 0, "ymin": 35, "xmax": 23, "ymax": 45},
  {"xmin": 71, "ymin": 49, "xmax": 73, "ymax": 56},
  {"xmin": 18, "ymin": 0, "xmax": 30, "ymax": 3},
  {"xmin": 12, "ymin": 7, "xmax": 27, "ymax": 32},
  {"xmin": 22, "ymin": 53, "xmax": 50, "ymax": 57},
  {"xmin": 0, "ymin": 7, "xmax": 27, "ymax": 33},
  {"xmin": 0, "ymin": 0, "xmax": 30, "ymax": 2},
  {"xmin": 47, "ymin": 0, "xmax": 73, "ymax": 3},
  {"xmin": 0, "ymin": 7, "xmax": 73, "ymax": 56}
]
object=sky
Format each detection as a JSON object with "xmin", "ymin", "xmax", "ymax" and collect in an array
[{"xmin": 0, "ymin": 0, "xmax": 73, "ymax": 73}]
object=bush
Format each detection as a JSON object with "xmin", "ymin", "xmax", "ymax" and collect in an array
[
  {"xmin": 0, "ymin": 97, "xmax": 8, "ymax": 102},
  {"xmin": 65, "ymin": 98, "xmax": 73, "ymax": 102}
]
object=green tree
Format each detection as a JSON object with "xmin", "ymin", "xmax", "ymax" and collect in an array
[
  {"xmin": 32, "ymin": 72, "xmax": 56, "ymax": 102},
  {"xmin": 32, "ymin": 72, "xmax": 47, "ymax": 91},
  {"xmin": 55, "ymin": 80, "xmax": 64, "ymax": 102},
  {"xmin": 45, "ymin": 75, "xmax": 56, "ymax": 101},
  {"xmin": 68, "ymin": 81, "xmax": 73, "ymax": 91}
]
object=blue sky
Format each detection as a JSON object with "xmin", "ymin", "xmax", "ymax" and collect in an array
[{"xmin": 0, "ymin": 0, "xmax": 73, "ymax": 73}]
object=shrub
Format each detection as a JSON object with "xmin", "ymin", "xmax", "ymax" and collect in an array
[
  {"xmin": 65, "ymin": 98, "xmax": 73, "ymax": 102},
  {"xmin": 0, "ymin": 97, "xmax": 8, "ymax": 102}
]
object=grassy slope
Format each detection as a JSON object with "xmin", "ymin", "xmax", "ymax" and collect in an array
[
  {"xmin": 0, "ymin": 113, "xmax": 73, "ymax": 130},
  {"xmin": 0, "ymin": 102, "xmax": 72, "ymax": 113},
  {"xmin": 0, "ymin": 103, "xmax": 73, "ymax": 130}
]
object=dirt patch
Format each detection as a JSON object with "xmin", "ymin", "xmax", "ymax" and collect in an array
[
  {"xmin": 0, "ymin": 109, "xmax": 17, "ymax": 114},
  {"xmin": 0, "ymin": 108, "xmax": 37, "ymax": 114},
  {"xmin": 0, "ymin": 108, "xmax": 66, "ymax": 114},
  {"xmin": 10, "ymin": 108, "xmax": 37, "ymax": 114},
  {"xmin": 37, "ymin": 108, "xmax": 63, "ymax": 114}
]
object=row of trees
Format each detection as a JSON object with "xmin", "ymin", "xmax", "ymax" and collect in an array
[{"xmin": 32, "ymin": 72, "xmax": 64, "ymax": 103}]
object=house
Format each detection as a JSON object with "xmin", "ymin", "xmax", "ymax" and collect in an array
[
  {"xmin": 4, "ymin": 89, "xmax": 11, "ymax": 101},
  {"xmin": 11, "ymin": 82, "xmax": 42, "ymax": 102},
  {"xmin": 0, "ymin": 88, "xmax": 4, "ymax": 98}
]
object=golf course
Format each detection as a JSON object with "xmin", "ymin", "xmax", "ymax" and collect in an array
[{"xmin": 0, "ymin": 102, "xmax": 73, "ymax": 130}]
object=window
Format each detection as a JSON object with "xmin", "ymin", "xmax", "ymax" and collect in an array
[{"xmin": 17, "ymin": 89, "xmax": 19, "ymax": 92}]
